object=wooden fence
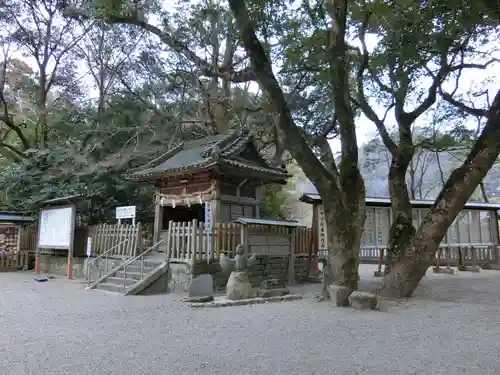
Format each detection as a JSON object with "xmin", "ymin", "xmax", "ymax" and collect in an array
[
  {"xmin": 20, "ymin": 226, "xmax": 37, "ymax": 251},
  {"xmin": 165, "ymin": 221, "xmax": 312, "ymax": 261},
  {"xmin": 15, "ymin": 223, "xmax": 141, "ymax": 258},
  {"xmin": 0, "ymin": 251, "xmax": 29, "ymax": 271},
  {"xmin": 89, "ymin": 223, "xmax": 142, "ymax": 257},
  {"xmin": 359, "ymin": 246, "xmax": 500, "ymax": 266}
]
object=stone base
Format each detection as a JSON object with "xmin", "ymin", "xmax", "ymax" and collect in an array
[
  {"xmin": 40, "ymin": 254, "xmax": 123, "ymax": 279},
  {"xmin": 304, "ymin": 275, "xmax": 322, "ymax": 283},
  {"xmin": 257, "ymin": 287, "xmax": 290, "ymax": 298},
  {"xmin": 226, "ymin": 271, "xmax": 252, "ymax": 300},
  {"xmin": 327, "ymin": 284, "xmax": 351, "ymax": 307},
  {"xmin": 373, "ymin": 270, "xmax": 384, "ymax": 277},
  {"xmin": 184, "ymin": 295, "xmax": 214, "ymax": 303},
  {"xmin": 480, "ymin": 263, "xmax": 500, "ymax": 270},
  {"xmin": 348, "ymin": 291, "xmax": 378, "ymax": 310},
  {"xmin": 190, "ymin": 294, "xmax": 303, "ymax": 308},
  {"xmin": 459, "ymin": 265, "xmax": 481, "ymax": 273},
  {"xmin": 432, "ymin": 266, "xmax": 455, "ymax": 275}
]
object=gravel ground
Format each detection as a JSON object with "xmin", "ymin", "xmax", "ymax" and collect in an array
[{"xmin": 1, "ymin": 264, "xmax": 500, "ymax": 375}]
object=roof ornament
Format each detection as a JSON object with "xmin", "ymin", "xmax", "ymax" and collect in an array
[
  {"xmin": 198, "ymin": 196, "xmax": 203, "ymax": 205},
  {"xmin": 160, "ymin": 196, "xmax": 167, "ymax": 206},
  {"xmin": 185, "ymin": 198, "xmax": 191, "ymax": 208},
  {"xmin": 211, "ymin": 144, "xmax": 221, "ymax": 159},
  {"xmin": 172, "ymin": 199, "xmax": 176, "ymax": 208}
]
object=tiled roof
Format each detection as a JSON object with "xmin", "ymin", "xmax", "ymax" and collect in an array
[{"xmin": 128, "ymin": 129, "xmax": 289, "ymax": 181}]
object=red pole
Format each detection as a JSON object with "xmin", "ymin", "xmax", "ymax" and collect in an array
[
  {"xmin": 314, "ymin": 250, "xmax": 318, "ymax": 274},
  {"xmin": 377, "ymin": 248, "xmax": 384, "ymax": 272},
  {"xmin": 471, "ymin": 246, "xmax": 476, "ymax": 266},
  {"xmin": 34, "ymin": 255, "xmax": 41, "ymax": 274},
  {"xmin": 446, "ymin": 247, "xmax": 450, "ymax": 266},
  {"xmin": 485, "ymin": 247, "xmax": 490, "ymax": 265},
  {"xmin": 436, "ymin": 248, "xmax": 441, "ymax": 267}
]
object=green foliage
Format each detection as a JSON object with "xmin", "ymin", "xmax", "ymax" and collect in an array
[{"xmin": 259, "ymin": 185, "xmax": 288, "ymax": 220}]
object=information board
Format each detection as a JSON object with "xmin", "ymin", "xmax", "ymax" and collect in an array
[
  {"xmin": 116, "ymin": 206, "xmax": 136, "ymax": 219},
  {"xmin": 38, "ymin": 206, "xmax": 75, "ymax": 249}
]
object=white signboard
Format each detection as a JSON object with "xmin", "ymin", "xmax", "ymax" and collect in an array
[
  {"xmin": 317, "ymin": 205, "xmax": 328, "ymax": 250},
  {"xmin": 86, "ymin": 237, "xmax": 92, "ymax": 257},
  {"xmin": 116, "ymin": 206, "xmax": 136, "ymax": 219},
  {"xmin": 204, "ymin": 201, "xmax": 213, "ymax": 260},
  {"xmin": 38, "ymin": 206, "xmax": 74, "ymax": 249}
]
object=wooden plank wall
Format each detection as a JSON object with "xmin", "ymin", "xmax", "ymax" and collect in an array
[
  {"xmin": 165, "ymin": 220, "xmax": 312, "ymax": 261},
  {"xmin": 18, "ymin": 223, "xmax": 141, "ymax": 258}
]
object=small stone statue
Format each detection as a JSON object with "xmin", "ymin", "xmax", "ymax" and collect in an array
[
  {"xmin": 219, "ymin": 244, "xmax": 256, "ymax": 272},
  {"xmin": 219, "ymin": 244, "xmax": 256, "ymax": 301}
]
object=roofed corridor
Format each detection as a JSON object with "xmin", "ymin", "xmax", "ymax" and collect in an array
[{"xmin": 2, "ymin": 265, "xmax": 500, "ymax": 375}]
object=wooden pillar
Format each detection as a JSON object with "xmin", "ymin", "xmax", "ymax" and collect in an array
[
  {"xmin": 289, "ymin": 226, "xmax": 296, "ymax": 285},
  {"xmin": 153, "ymin": 187, "xmax": 162, "ymax": 245},
  {"xmin": 66, "ymin": 204, "xmax": 77, "ymax": 280}
]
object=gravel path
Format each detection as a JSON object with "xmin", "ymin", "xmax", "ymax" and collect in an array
[{"xmin": 1, "ymin": 265, "xmax": 500, "ymax": 375}]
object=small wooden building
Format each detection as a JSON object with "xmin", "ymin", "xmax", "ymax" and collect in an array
[
  {"xmin": 0, "ymin": 212, "xmax": 34, "ymax": 271},
  {"xmin": 0, "ymin": 211, "xmax": 34, "ymax": 253},
  {"xmin": 300, "ymin": 190, "xmax": 500, "ymax": 265},
  {"xmin": 128, "ymin": 129, "xmax": 290, "ymax": 250}
]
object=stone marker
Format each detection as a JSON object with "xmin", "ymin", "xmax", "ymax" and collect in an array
[
  {"xmin": 432, "ymin": 266, "xmax": 455, "ymax": 275},
  {"xmin": 348, "ymin": 291, "xmax": 378, "ymax": 310},
  {"xmin": 327, "ymin": 284, "xmax": 351, "ymax": 307},
  {"xmin": 257, "ymin": 278, "xmax": 290, "ymax": 298},
  {"xmin": 186, "ymin": 274, "xmax": 214, "ymax": 302},
  {"xmin": 220, "ymin": 244, "xmax": 256, "ymax": 301},
  {"xmin": 462, "ymin": 265, "xmax": 481, "ymax": 273}
]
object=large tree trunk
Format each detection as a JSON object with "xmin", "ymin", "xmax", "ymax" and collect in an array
[
  {"xmin": 325, "ymin": 194, "xmax": 365, "ymax": 292},
  {"xmin": 228, "ymin": 0, "xmax": 365, "ymax": 303},
  {"xmin": 385, "ymin": 154, "xmax": 415, "ymax": 274},
  {"xmin": 381, "ymin": 89, "xmax": 500, "ymax": 298}
]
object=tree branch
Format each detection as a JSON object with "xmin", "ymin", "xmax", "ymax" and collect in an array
[
  {"xmin": 104, "ymin": 13, "xmax": 257, "ymax": 83},
  {"xmin": 355, "ymin": 10, "xmax": 398, "ymax": 156},
  {"xmin": 227, "ymin": 0, "xmax": 337, "ymax": 192}
]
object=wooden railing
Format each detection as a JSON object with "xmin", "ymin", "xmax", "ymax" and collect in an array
[
  {"xmin": 165, "ymin": 220, "xmax": 313, "ymax": 261},
  {"xmin": 358, "ymin": 246, "xmax": 500, "ymax": 266},
  {"xmin": 16, "ymin": 223, "xmax": 142, "ymax": 258},
  {"xmin": 20, "ymin": 225, "xmax": 37, "ymax": 251},
  {"xmin": 0, "ymin": 251, "xmax": 29, "ymax": 271},
  {"xmin": 89, "ymin": 223, "xmax": 142, "ymax": 257}
]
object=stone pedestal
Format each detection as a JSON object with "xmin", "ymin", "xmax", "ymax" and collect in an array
[{"xmin": 226, "ymin": 271, "xmax": 252, "ymax": 300}]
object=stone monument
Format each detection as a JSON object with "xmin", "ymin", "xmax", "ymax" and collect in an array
[{"xmin": 219, "ymin": 244, "xmax": 256, "ymax": 300}]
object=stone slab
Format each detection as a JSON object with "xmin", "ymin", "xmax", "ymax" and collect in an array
[
  {"xmin": 184, "ymin": 295, "xmax": 214, "ymax": 303},
  {"xmin": 327, "ymin": 284, "xmax": 351, "ymax": 307},
  {"xmin": 432, "ymin": 267, "xmax": 455, "ymax": 275},
  {"xmin": 257, "ymin": 287, "xmax": 290, "ymax": 298},
  {"xmin": 188, "ymin": 274, "xmax": 213, "ymax": 297},
  {"xmin": 348, "ymin": 291, "xmax": 378, "ymax": 310},
  {"xmin": 373, "ymin": 270, "xmax": 384, "ymax": 277},
  {"xmin": 189, "ymin": 294, "xmax": 303, "ymax": 308},
  {"xmin": 461, "ymin": 265, "xmax": 481, "ymax": 273}
]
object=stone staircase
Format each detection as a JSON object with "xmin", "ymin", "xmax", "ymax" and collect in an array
[{"xmin": 89, "ymin": 248, "xmax": 167, "ymax": 295}]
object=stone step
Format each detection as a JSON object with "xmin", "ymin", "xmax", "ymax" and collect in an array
[
  {"xmin": 117, "ymin": 265, "xmax": 156, "ymax": 276},
  {"xmin": 114, "ymin": 270, "xmax": 148, "ymax": 280},
  {"xmin": 96, "ymin": 282, "xmax": 127, "ymax": 294},
  {"xmin": 105, "ymin": 276, "xmax": 137, "ymax": 286}
]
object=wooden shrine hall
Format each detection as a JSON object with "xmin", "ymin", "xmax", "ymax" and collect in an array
[{"xmin": 127, "ymin": 129, "xmax": 290, "ymax": 252}]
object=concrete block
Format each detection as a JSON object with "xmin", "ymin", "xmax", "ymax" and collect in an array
[
  {"xmin": 432, "ymin": 267, "xmax": 455, "ymax": 275},
  {"xmin": 327, "ymin": 284, "xmax": 351, "ymax": 307},
  {"xmin": 458, "ymin": 265, "xmax": 481, "ymax": 273},
  {"xmin": 348, "ymin": 291, "xmax": 378, "ymax": 310}
]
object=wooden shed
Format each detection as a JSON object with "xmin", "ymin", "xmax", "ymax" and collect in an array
[
  {"xmin": 127, "ymin": 128, "xmax": 290, "ymax": 252},
  {"xmin": 234, "ymin": 217, "xmax": 301, "ymax": 285},
  {"xmin": 300, "ymin": 190, "xmax": 500, "ymax": 265}
]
